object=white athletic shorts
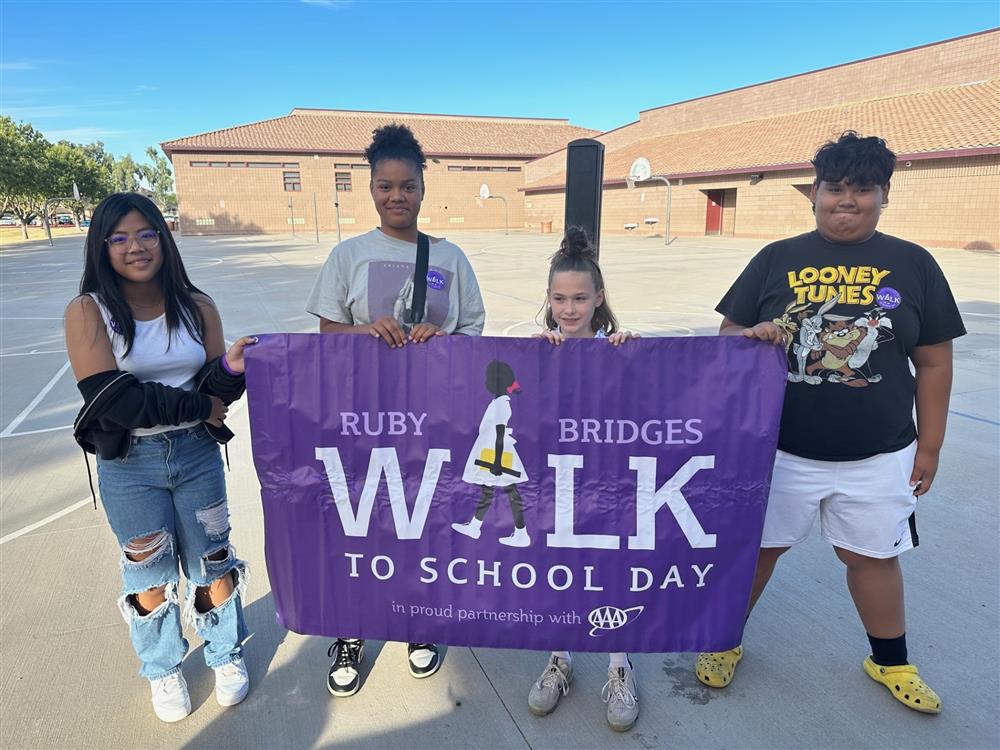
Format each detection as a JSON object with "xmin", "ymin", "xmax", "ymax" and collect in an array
[{"xmin": 761, "ymin": 441, "xmax": 918, "ymax": 559}]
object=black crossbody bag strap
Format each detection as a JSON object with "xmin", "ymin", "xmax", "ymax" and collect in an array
[{"xmin": 410, "ymin": 231, "xmax": 430, "ymax": 325}]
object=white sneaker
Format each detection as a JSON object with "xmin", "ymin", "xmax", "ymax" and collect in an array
[
  {"xmin": 451, "ymin": 519, "xmax": 482, "ymax": 539},
  {"xmin": 602, "ymin": 662, "xmax": 639, "ymax": 732},
  {"xmin": 150, "ymin": 671, "xmax": 192, "ymax": 722},
  {"xmin": 528, "ymin": 655, "xmax": 572, "ymax": 716},
  {"xmin": 499, "ymin": 526, "xmax": 530, "ymax": 547},
  {"xmin": 214, "ymin": 658, "xmax": 250, "ymax": 707}
]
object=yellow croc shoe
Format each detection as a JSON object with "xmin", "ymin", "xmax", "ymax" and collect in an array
[
  {"xmin": 863, "ymin": 657, "xmax": 941, "ymax": 714},
  {"xmin": 696, "ymin": 646, "xmax": 743, "ymax": 688}
]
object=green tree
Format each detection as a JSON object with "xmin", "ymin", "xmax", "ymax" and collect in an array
[
  {"xmin": 0, "ymin": 116, "xmax": 49, "ymax": 239},
  {"xmin": 46, "ymin": 141, "xmax": 112, "ymax": 225},
  {"xmin": 82, "ymin": 141, "xmax": 115, "ymax": 174},
  {"xmin": 110, "ymin": 153, "xmax": 142, "ymax": 193},
  {"xmin": 140, "ymin": 146, "xmax": 175, "ymax": 210}
]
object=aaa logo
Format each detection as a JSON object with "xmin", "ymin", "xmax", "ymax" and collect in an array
[{"xmin": 588, "ymin": 605, "xmax": 644, "ymax": 636}]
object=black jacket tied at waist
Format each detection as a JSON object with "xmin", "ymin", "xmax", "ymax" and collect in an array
[{"xmin": 72, "ymin": 356, "xmax": 246, "ymax": 505}]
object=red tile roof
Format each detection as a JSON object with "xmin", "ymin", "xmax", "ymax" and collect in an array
[
  {"xmin": 162, "ymin": 108, "xmax": 599, "ymax": 158},
  {"xmin": 524, "ymin": 81, "xmax": 1000, "ymax": 191}
]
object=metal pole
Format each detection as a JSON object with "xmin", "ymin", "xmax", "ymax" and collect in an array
[
  {"xmin": 489, "ymin": 196, "xmax": 509, "ymax": 235},
  {"xmin": 42, "ymin": 196, "xmax": 77, "ymax": 246},
  {"xmin": 289, "ymin": 198, "xmax": 295, "ymax": 238},
  {"xmin": 665, "ymin": 179, "xmax": 672, "ymax": 246},
  {"xmin": 313, "ymin": 192, "xmax": 319, "ymax": 244},
  {"xmin": 44, "ymin": 198, "xmax": 53, "ymax": 247},
  {"xmin": 656, "ymin": 177, "xmax": 673, "ymax": 246},
  {"xmin": 334, "ymin": 196, "xmax": 342, "ymax": 245}
]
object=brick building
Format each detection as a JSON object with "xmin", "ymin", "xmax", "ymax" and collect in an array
[
  {"xmin": 161, "ymin": 111, "xmax": 597, "ymax": 235},
  {"xmin": 523, "ymin": 29, "xmax": 1000, "ymax": 250},
  {"xmin": 164, "ymin": 29, "xmax": 999, "ymax": 249}
]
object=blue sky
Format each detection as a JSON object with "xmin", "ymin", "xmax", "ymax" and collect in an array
[{"xmin": 1, "ymin": 1, "xmax": 996, "ymax": 164}]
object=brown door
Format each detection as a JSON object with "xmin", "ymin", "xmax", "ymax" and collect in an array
[{"xmin": 705, "ymin": 191, "xmax": 723, "ymax": 235}]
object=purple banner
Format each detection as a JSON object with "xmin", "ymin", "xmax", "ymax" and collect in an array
[{"xmin": 246, "ymin": 334, "xmax": 785, "ymax": 652}]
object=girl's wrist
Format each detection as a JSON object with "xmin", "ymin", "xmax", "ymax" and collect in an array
[{"xmin": 221, "ymin": 355, "xmax": 239, "ymax": 376}]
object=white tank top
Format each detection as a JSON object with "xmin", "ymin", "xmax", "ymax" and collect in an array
[{"xmin": 88, "ymin": 293, "xmax": 206, "ymax": 436}]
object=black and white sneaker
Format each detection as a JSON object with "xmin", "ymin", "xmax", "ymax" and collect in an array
[
  {"xmin": 407, "ymin": 643, "xmax": 441, "ymax": 679},
  {"xmin": 327, "ymin": 639, "xmax": 365, "ymax": 697}
]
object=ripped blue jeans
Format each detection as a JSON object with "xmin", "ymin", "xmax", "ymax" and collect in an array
[{"xmin": 96, "ymin": 424, "xmax": 247, "ymax": 680}]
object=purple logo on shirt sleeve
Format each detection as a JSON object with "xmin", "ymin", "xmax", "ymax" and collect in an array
[{"xmin": 875, "ymin": 287, "xmax": 901, "ymax": 309}]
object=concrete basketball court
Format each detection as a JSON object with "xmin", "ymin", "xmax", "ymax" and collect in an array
[{"xmin": 1, "ymin": 229, "xmax": 997, "ymax": 750}]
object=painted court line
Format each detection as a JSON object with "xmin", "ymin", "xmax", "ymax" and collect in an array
[
  {"xmin": 0, "ymin": 495, "xmax": 94, "ymax": 546},
  {"xmin": 0, "ymin": 424, "xmax": 72, "ymax": 438},
  {"xmin": 949, "ymin": 410, "xmax": 1000, "ymax": 427},
  {"xmin": 0, "ymin": 349, "xmax": 67, "ymax": 358},
  {"xmin": 0, "ymin": 360, "xmax": 71, "ymax": 437}
]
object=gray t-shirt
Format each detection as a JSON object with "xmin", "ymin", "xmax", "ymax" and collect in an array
[{"xmin": 306, "ymin": 229, "xmax": 485, "ymax": 335}]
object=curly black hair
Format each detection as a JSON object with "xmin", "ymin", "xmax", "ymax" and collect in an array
[
  {"xmin": 812, "ymin": 131, "xmax": 896, "ymax": 187},
  {"xmin": 364, "ymin": 123, "xmax": 427, "ymax": 175},
  {"xmin": 541, "ymin": 226, "xmax": 618, "ymax": 335}
]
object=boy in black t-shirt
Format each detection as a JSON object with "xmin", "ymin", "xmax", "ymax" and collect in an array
[{"xmin": 696, "ymin": 132, "xmax": 965, "ymax": 714}]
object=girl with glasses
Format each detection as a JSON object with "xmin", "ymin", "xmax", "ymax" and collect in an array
[{"xmin": 66, "ymin": 192, "xmax": 256, "ymax": 722}]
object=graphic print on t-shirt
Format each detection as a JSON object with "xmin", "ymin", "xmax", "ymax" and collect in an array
[
  {"xmin": 776, "ymin": 264, "xmax": 899, "ymax": 389},
  {"xmin": 367, "ymin": 260, "xmax": 454, "ymax": 329}
]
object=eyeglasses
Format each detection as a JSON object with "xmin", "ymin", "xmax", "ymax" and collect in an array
[{"xmin": 105, "ymin": 229, "xmax": 160, "ymax": 252}]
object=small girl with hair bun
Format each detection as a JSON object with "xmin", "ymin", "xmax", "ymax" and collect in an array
[{"xmin": 528, "ymin": 226, "xmax": 640, "ymax": 732}]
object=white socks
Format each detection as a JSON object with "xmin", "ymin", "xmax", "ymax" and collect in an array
[
  {"xmin": 549, "ymin": 651, "xmax": 629, "ymax": 668},
  {"xmin": 608, "ymin": 652, "xmax": 630, "ymax": 669}
]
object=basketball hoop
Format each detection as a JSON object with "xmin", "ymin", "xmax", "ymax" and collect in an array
[
  {"xmin": 627, "ymin": 157, "xmax": 652, "ymax": 187},
  {"xmin": 625, "ymin": 156, "xmax": 672, "ymax": 245}
]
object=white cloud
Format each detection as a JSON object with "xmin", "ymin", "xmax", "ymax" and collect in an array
[
  {"xmin": 301, "ymin": 0, "xmax": 354, "ymax": 7},
  {"xmin": 2, "ymin": 101, "xmax": 124, "ymax": 120},
  {"xmin": 0, "ymin": 59, "xmax": 63, "ymax": 71},
  {"xmin": 42, "ymin": 126, "xmax": 131, "ymax": 142}
]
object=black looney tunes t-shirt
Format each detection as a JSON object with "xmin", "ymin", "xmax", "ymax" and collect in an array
[{"xmin": 717, "ymin": 230, "xmax": 966, "ymax": 461}]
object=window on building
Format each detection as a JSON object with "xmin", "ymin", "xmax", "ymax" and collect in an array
[
  {"xmin": 334, "ymin": 163, "xmax": 350, "ymax": 169},
  {"xmin": 491, "ymin": 167, "xmax": 508, "ymax": 172},
  {"xmin": 335, "ymin": 172, "xmax": 352, "ymax": 191},
  {"xmin": 248, "ymin": 162, "xmax": 281, "ymax": 168},
  {"xmin": 351, "ymin": 163, "xmax": 368, "ymax": 169},
  {"xmin": 283, "ymin": 162, "xmax": 299, "ymax": 168},
  {"xmin": 228, "ymin": 161, "xmax": 247, "ymax": 168},
  {"xmin": 462, "ymin": 166, "xmax": 476, "ymax": 172},
  {"xmin": 190, "ymin": 161, "xmax": 208, "ymax": 167},
  {"xmin": 283, "ymin": 171, "xmax": 302, "ymax": 191},
  {"xmin": 448, "ymin": 166, "xmax": 463, "ymax": 172},
  {"xmin": 507, "ymin": 166, "xmax": 522, "ymax": 172}
]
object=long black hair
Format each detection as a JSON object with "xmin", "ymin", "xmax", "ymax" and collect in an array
[
  {"xmin": 79, "ymin": 192, "xmax": 205, "ymax": 355},
  {"xmin": 542, "ymin": 226, "xmax": 618, "ymax": 335},
  {"xmin": 364, "ymin": 123, "xmax": 426, "ymax": 180}
]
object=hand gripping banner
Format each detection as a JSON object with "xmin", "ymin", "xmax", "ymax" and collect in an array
[{"xmin": 245, "ymin": 334, "xmax": 786, "ymax": 652}]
